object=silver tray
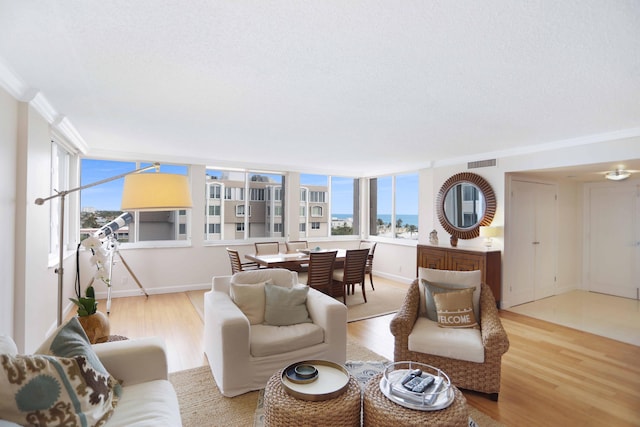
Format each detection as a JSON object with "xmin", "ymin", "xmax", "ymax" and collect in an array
[
  {"xmin": 379, "ymin": 362, "xmax": 455, "ymax": 411},
  {"xmin": 281, "ymin": 360, "xmax": 350, "ymax": 401}
]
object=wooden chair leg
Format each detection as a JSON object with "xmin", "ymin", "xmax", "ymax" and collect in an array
[
  {"xmin": 361, "ymin": 282, "xmax": 367, "ymax": 303},
  {"xmin": 369, "ymin": 272, "xmax": 375, "ymax": 290}
]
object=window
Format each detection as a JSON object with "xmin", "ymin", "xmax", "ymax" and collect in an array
[
  {"xmin": 309, "ymin": 191, "xmax": 326, "ymax": 202},
  {"xmin": 311, "ymin": 206, "xmax": 323, "ymax": 217},
  {"xmin": 205, "ymin": 168, "xmax": 285, "ymax": 240},
  {"xmin": 330, "ymin": 176, "xmax": 359, "ymax": 236},
  {"xmin": 236, "ymin": 204, "xmax": 250, "ymax": 217},
  {"xmin": 207, "ymin": 223, "xmax": 221, "ymax": 234},
  {"xmin": 49, "ymin": 141, "xmax": 72, "ymax": 258},
  {"xmin": 250, "ymin": 188, "xmax": 265, "ymax": 201},
  {"xmin": 80, "ymin": 159, "xmax": 190, "ymax": 243},
  {"xmin": 311, "ymin": 222, "xmax": 320, "ymax": 230},
  {"xmin": 369, "ymin": 173, "xmax": 418, "ymax": 240},
  {"xmin": 209, "ymin": 185, "xmax": 221, "ymax": 199},
  {"xmin": 299, "ymin": 223, "xmax": 306, "ymax": 232}
]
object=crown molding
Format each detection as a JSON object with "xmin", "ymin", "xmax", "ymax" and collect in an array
[{"xmin": 0, "ymin": 56, "xmax": 88, "ymax": 154}]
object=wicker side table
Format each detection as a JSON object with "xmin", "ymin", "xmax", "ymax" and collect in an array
[
  {"xmin": 363, "ymin": 373, "xmax": 469, "ymax": 427},
  {"xmin": 263, "ymin": 369, "xmax": 361, "ymax": 427}
]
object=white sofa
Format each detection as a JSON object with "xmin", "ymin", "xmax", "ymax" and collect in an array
[
  {"xmin": 0, "ymin": 333, "xmax": 181, "ymax": 426},
  {"xmin": 204, "ymin": 268, "xmax": 347, "ymax": 397}
]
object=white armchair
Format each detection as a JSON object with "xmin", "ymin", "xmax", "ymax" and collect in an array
[{"xmin": 204, "ymin": 269, "xmax": 347, "ymax": 397}]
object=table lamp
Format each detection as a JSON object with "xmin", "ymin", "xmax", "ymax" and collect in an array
[{"xmin": 479, "ymin": 226, "xmax": 499, "ymax": 248}]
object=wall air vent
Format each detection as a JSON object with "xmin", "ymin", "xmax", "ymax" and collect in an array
[{"xmin": 468, "ymin": 159, "xmax": 497, "ymax": 169}]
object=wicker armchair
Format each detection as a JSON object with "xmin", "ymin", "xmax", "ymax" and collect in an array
[{"xmin": 390, "ymin": 279, "xmax": 509, "ymax": 400}]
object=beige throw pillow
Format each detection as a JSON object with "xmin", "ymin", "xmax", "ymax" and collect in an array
[
  {"xmin": 264, "ymin": 283, "xmax": 312, "ymax": 326},
  {"xmin": 230, "ymin": 280, "xmax": 271, "ymax": 324},
  {"xmin": 432, "ymin": 287, "xmax": 478, "ymax": 328}
]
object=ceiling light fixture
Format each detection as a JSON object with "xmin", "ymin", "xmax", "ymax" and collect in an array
[{"xmin": 605, "ymin": 169, "xmax": 631, "ymax": 181}]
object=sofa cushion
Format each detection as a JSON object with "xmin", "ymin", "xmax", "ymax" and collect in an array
[
  {"xmin": 104, "ymin": 380, "xmax": 181, "ymax": 427},
  {"xmin": 0, "ymin": 354, "xmax": 120, "ymax": 426},
  {"xmin": 231, "ymin": 268, "xmax": 297, "ymax": 287},
  {"xmin": 250, "ymin": 323, "xmax": 324, "ymax": 357},
  {"xmin": 264, "ymin": 283, "xmax": 312, "ymax": 326},
  {"xmin": 418, "ymin": 268, "xmax": 481, "ymax": 321},
  {"xmin": 408, "ymin": 317, "xmax": 484, "ymax": 363},
  {"xmin": 230, "ymin": 280, "xmax": 270, "ymax": 325},
  {"xmin": 432, "ymin": 287, "xmax": 478, "ymax": 328}
]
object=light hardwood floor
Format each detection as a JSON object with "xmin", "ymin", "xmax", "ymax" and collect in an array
[{"xmin": 88, "ymin": 281, "xmax": 640, "ymax": 427}]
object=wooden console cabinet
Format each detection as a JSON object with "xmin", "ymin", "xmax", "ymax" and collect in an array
[{"xmin": 416, "ymin": 244, "xmax": 502, "ymax": 304}]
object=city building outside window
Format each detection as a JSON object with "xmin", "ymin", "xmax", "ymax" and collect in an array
[{"xmin": 205, "ymin": 168, "xmax": 285, "ymax": 241}]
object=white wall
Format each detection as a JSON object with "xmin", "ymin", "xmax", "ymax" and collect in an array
[{"xmin": 0, "ymin": 87, "xmax": 17, "ymax": 337}]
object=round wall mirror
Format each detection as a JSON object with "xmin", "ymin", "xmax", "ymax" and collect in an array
[{"xmin": 436, "ymin": 172, "xmax": 496, "ymax": 240}]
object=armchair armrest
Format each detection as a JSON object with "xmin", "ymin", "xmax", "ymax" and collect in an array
[
  {"xmin": 390, "ymin": 279, "xmax": 420, "ymax": 338},
  {"xmin": 92, "ymin": 336, "xmax": 168, "ymax": 386},
  {"xmin": 479, "ymin": 283, "xmax": 510, "ymax": 357},
  {"xmin": 306, "ymin": 288, "xmax": 347, "ymax": 355}
]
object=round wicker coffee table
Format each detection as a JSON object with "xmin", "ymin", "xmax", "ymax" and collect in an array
[
  {"xmin": 263, "ymin": 368, "xmax": 361, "ymax": 427},
  {"xmin": 363, "ymin": 373, "xmax": 469, "ymax": 427}
]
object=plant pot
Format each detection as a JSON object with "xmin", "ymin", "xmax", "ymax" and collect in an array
[{"xmin": 78, "ymin": 311, "xmax": 110, "ymax": 344}]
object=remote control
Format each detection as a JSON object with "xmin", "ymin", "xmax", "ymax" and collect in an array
[
  {"xmin": 399, "ymin": 369, "xmax": 423, "ymax": 385},
  {"xmin": 423, "ymin": 377, "xmax": 444, "ymax": 405},
  {"xmin": 403, "ymin": 376, "xmax": 424, "ymax": 391},
  {"xmin": 411, "ymin": 376, "xmax": 435, "ymax": 393}
]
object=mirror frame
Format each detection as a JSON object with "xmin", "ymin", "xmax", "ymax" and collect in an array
[{"xmin": 436, "ymin": 172, "xmax": 496, "ymax": 240}]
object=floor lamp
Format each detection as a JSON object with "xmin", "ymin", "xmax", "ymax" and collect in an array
[{"xmin": 35, "ymin": 162, "xmax": 193, "ymax": 326}]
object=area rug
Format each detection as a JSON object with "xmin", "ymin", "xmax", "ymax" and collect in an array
[
  {"xmin": 186, "ymin": 280, "xmax": 407, "ymax": 323},
  {"xmin": 169, "ymin": 341, "xmax": 503, "ymax": 427}
]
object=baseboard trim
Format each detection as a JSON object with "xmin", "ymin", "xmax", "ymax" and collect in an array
[{"xmin": 94, "ymin": 283, "xmax": 211, "ymax": 299}]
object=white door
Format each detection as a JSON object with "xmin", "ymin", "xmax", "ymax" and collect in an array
[
  {"xmin": 508, "ymin": 180, "xmax": 558, "ymax": 306},
  {"xmin": 587, "ymin": 182, "xmax": 639, "ymax": 299}
]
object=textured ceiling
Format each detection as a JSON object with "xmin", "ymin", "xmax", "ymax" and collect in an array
[{"xmin": 1, "ymin": 1, "xmax": 639, "ymax": 176}]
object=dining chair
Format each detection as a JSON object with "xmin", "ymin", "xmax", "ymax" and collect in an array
[
  {"xmin": 254, "ymin": 241, "xmax": 280, "ymax": 255},
  {"xmin": 332, "ymin": 248, "xmax": 370, "ymax": 304},
  {"xmin": 298, "ymin": 250, "xmax": 337, "ymax": 297},
  {"xmin": 226, "ymin": 248, "xmax": 260, "ymax": 274},
  {"xmin": 359, "ymin": 240, "xmax": 377, "ymax": 291},
  {"xmin": 285, "ymin": 240, "xmax": 308, "ymax": 253}
]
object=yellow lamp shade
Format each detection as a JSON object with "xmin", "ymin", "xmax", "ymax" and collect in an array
[
  {"xmin": 479, "ymin": 226, "xmax": 499, "ymax": 238},
  {"xmin": 121, "ymin": 173, "xmax": 192, "ymax": 211}
]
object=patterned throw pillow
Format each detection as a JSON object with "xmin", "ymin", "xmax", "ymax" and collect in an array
[
  {"xmin": 0, "ymin": 354, "xmax": 120, "ymax": 426},
  {"xmin": 36, "ymin": 317, "xmax": 109, "ymax": 377},
  {"xmin": 263, "ymin": 283, "xmax": 312, "ymax": 326},
  {"xmin": 432, "ymin": 287, "xmax": 478, "ymax": 328}
]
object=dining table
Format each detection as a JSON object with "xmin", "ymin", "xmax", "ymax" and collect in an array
[{"xmin": 245, "ymin": 248, "xmax": 347, "ymax": 269}]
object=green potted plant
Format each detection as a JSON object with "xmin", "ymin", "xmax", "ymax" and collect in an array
[
  {"xmin": 71, "ymin": 238, "xmax": 112, "ymax": 343},
  {"xmin": 70, "ymin": 285, "xmax": 98, "ymax": 316}
]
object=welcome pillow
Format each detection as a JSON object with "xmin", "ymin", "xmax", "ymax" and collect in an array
[{"xmin": 432, "ymin": 287, "xmax": 478, "ymax": 328}]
